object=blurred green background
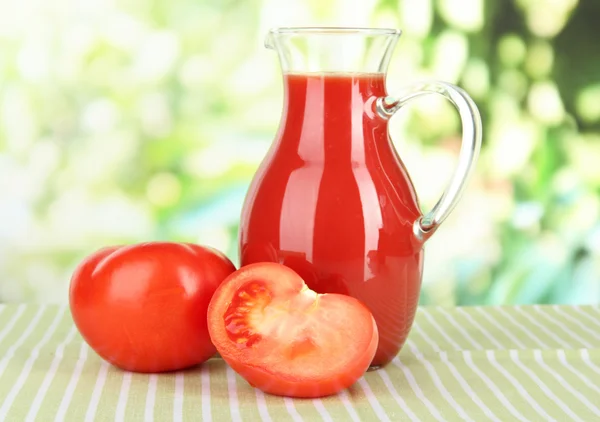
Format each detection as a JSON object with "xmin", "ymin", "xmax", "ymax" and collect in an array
[{"xmin": 0, "ymin": 0, "xmax": 598, "ymax": 304}]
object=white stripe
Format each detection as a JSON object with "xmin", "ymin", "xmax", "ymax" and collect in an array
[
  {"xmin": 0, "ymin": 306, "xmax": 47, "ymax": 379},
  {"xmin": 460, "ymin": 351, "xmax": 529, "ymax": 422},
  {"xmin": 226, "ymin": 365, "xmax": 242, "ymax": 422},
  {"xmin": 376, "ymin": 369, "xmax": 420, "ymax": 422},
  {"xmin": 426, "ymin": 347, "xmax": 501, "ymax": 422},
  {"xmin": 144, "ymin": 374, "xmax": 158, "ymax": 422},
  {"xmin": 174, "ymin": 372, "xmax": 184, "ymax": 422},
  {"xmin": 572, "ymin": 306, "xmax": 600, "ymax": 330},
  {"xmin": 456, "ymin": 308, "xmax": 504, "ymax": 349},
  {"xmin": 357, "ymin": 377, "xmax": 391, "ymax": 422},
  {"xmin": 55, "ymin": 341, "xmax": 89, "ymax": 421},
  {"xmin": 284, "ymin": 397, "xmax": 303, "ymax": 422},
  {"xmin": 414, "ymin": 322, "xmax": 499, "ymax": 420},
  {"xmin": 254, "ymin": 389, "xmax": 272, "ymax": 422},
  {"xmin": 0, "ymin": 304, "xmax": 25, "ymax": 345},
  {"xmin": 534, "ymin": 350, "xmax": 600, "ymax": 417},
  {"xmin": 201, "ymin": 364, "xmax": 212, "ymax": 422},
  {"xmin": 421, "ymin": 309, "xmax": 462, "ymax": 350},
  {"xmin": 313, "ymin": 399, "xmax": 333, "ymax": 422},
  {"xmin": 25, "ymin": 324, "xmax": 78, "ymax": 422},
  {"xmin": 580, "ymin": 349, "xmax": 600, "ymax": 375},
  {"xmin": 534, "ymin": 306, "xmax": 594, "ymax": 347},
  {"xmin": 437, "ymin": 308, "xmax": 483, "ymax": 350},
  {"xmin": 391, "ymin": 357, "xmax": 450, "ymax": 422},
  {"xmin": 413, "ymin": 323, "xmax": 441, "ymax": 353},
  {"xmin": 474, "ymin": 308, "xmax": 526, "ymax": 349},
  {"xmin": 405, "ymin": 340, "xmax": 483, "ymax": 422},
  {"xmin": 0, "ymin": 307, "xmax": 66, "ymax": 420},
  {"xmin": 523, "ymin": 306, "xmax": 584, "ymax": 348},
  {"xmin": 115, "ymin": 372, "xmax": 132, "ymax": 422},
  {"xmin": 84, "ymin": 360, "xmax": 110, "ymax": 422},
  {"xmin": 495, "ymin": 307, "xmax": 549, "ymax": 348},
  {"xmin": 449, "ymin": 308, "xmax": 554, "ymax": 420},
  {"xmin": 552, "ymin": 306, "xmax": 600, "ymax": 341},
  {"xmin": 415, "ymin": 314, "xmax": 534, "ymax": 422},
  {"xmin": 557, "ymin": 350, "xmax": 600, "ymax": 395},
  {"xmin": 420, "ymin": 310, "xmax": 518, "ymax": 421},
  {"xmin": 510, "ymin": 350, "xmax": 584, "ymax": 422},
  {"xmin": 337, "ymin": 389, "xmax": 361, "ymax": 422},
  {"xmin": 485, "ymin": 350, "xmax": 555, "ymax": 422}
]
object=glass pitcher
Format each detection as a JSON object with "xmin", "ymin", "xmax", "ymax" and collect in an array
[{"xmin": 239, "ymin": 27, "xmax": 482, "ymax": 368}]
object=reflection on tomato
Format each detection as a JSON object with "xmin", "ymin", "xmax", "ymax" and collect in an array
[
  {"xmin": 69, "ymin": 242, "xmax": 236, "ymax": 373},
  {"xmin": 207, "ymin": 262, "xmax": 378, "ymax": 398}
]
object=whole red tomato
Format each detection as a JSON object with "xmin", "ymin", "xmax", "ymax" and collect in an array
[{"xmin": 69, "ymin": 242, "xmax": 236, "ymax": 373}]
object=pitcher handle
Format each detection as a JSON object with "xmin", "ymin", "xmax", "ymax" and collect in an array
[{"xmin": 376, "ymin": 81, "xmax": 482, "ymax": 241}]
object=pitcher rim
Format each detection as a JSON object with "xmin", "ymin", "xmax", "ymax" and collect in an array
[{"xmin": 268, "ymin": 27, "xmax": 402, "ymax": 36}]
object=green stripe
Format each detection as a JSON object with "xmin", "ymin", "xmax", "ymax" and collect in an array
[
  {"xmin": 566, "ymin": 306, "xmax": 600, "ymax": 329},
  {"xmin": 360, "ymin": 366, "xmax": 414, "ymax": 421},
  {"xmin": 416, "ymin": 309, "xmax": 462, "ymax": 351},
  {"xmin": 180, "ymin": 367, "xmax": 203, "ymax": 420},
  {"xmin": 153, "ymin": 373, "xmax": 177, "ymax": 420},
  {"xmin": 351, "ymin": 377, "xmax": 391, "ymax": 421},
  {"xmin": 0, "ymin": 307, "xmax": 52, "ymax": 403},
  {"xmin": 259, "ymin": 391, "xmax": 294, "ymax": 422},
  {"xmin": 406, "ymin": 330, "xmax": 500, "ymax": 421},
  {"xmin": 404, "ymin": 341, "xmax": 497, "ymax": 421},
  {"xmin": 34, "ymin": 337, "xmax": 86, "ymax": 420},
  {"xmin": 0, "ymin": 306, "xmax": 38, "ymax": 353},
  {"xmin": 318, "ymin": 395, "xmax": 354, "ymax": 421},
  {"xmin": 391, "ymin": 356, "xmax": 452, "ymax": 420},
  {"xmin": 61, "ymin": 344, "xmax": 104, "ymax": 420},
  {"xmin": 206, "ymin": 358, "xmax": 234, "ymax": 420},
  {"xmin": 512, "ymin": 306, "xmax": 571, "ymax": 348},
  {"xmin": 0, "ymin": 304, "xmax": 18, "ymax": 340},
  {"xmin": 4, "ymin": 308, "xmax": 70, "ymax": 421},
  {"xmin": 93, "ymin": 366, "xmax": 126, "ymax": 420},
  {"xmin": 472, "ymin": 351, "xmax": 538, "ymax": 420},
  {"xmin": 453, "ymin": 307, "xmax": 504, "ymax": 349},
  {"xmin": 527, "ymin": 349, "xmax": 600, "ymax": 420},
  {"xmin": 465, "ymin": 307, "xmax": 527, "ymax": 349},
  {"xmin": 476, "ymin": 349, "xmax": 559, "ymax": 420},
  {"xmin": 123, "ymin": 373, "xmax": 150, "ymax": 421},
  {"xmin": 1, "ymin": 305, "xmax": 600, "ymax": 420},
  {"xmin": 483, "ymin": 307, "xmax": 541, "ymax": 348},
  {"xmin": 282, "ymin": 394, "xmax": 325, "ymax": 420},
  {"xmin": 227, "ymin": 367, "xmax": 263, "ymax": 421},
  {"xmin": 550, "ymin": 306, "xmax": 600, "ymax": 345}
]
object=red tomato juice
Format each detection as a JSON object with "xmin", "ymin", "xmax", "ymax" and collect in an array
[{"xmin": 240, "ymin": 72, "xmax": 424, "ymax": 367}]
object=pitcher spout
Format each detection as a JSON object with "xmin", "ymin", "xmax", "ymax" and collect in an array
[{"xmin": 264, "ymin": 30, "xmax": 275, "ymax": 50}]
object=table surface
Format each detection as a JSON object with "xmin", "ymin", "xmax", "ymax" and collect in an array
[{"xmin": 0, "ymin": 304, "xmax": 599, "ymax": 421}]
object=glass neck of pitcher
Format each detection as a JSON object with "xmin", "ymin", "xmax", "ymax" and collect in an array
[{"xmin": 265, "ymin": 27, "xmax": 401, "ymax": 75}]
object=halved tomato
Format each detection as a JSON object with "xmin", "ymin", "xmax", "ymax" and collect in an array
[{"xmin": 207, "ymin": 262, "xmax": 378, "ymax": 398}]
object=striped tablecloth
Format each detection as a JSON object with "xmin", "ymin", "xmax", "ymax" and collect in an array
[{"xmin": 1, "ymin": 304, "xmax": 600, "ymax": 421}]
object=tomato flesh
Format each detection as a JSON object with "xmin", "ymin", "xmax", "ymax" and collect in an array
[
  {"xmin": 208, "ymin": 263, "xmax": 378, "ymax": 398},
  {"xmin": 224, "ymin": 281, "xmax": 271, "ymax": 347}
]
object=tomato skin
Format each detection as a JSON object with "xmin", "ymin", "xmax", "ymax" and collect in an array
[
  {"xmin": 69, "ymin": 242, "xmax": 236, "ymax": 373},
  {"xmin": 208, "ymin": 262, "xmax": 378, "ymax": 398}
]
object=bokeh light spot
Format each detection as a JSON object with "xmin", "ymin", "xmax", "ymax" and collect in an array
[
  {"xmin": 146, "ymin": 172, "xmax": 183, "ymax": 207},
  {"xmin": 575, "ymin": 84, "xmax": 600, "ymax": 123}
]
